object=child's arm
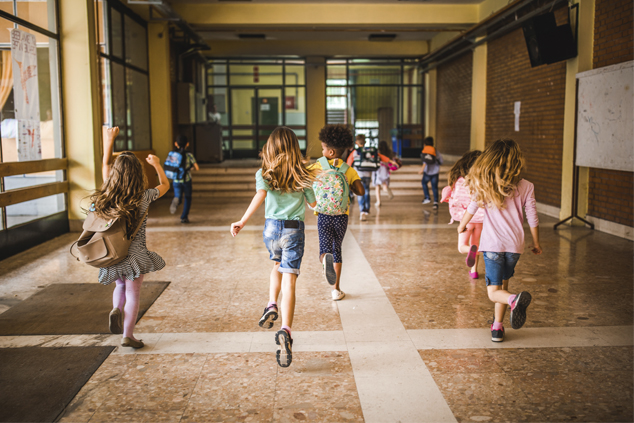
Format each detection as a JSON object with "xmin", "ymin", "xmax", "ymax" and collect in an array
[
  {"xmin": 457, "ymin": 211, "xmax": 474, "ymax": 233},
  {"xmin": 351, "ymin": 179, "xmax": 365, "ymax": 196},
  {"xmin": 146, "ymin": 154, "xmax": 170, "ymax": 198},
  {"xmin": 231, "ymin": 190, "xmax": 266, "ymax": 237},
  {"xmin": 190, "ymin": 154, "xmax": 200, "ymax": 171},
  {"xmin": 193, "ymin": 162, "xmax": 200, "ymax": 171},
  {"xmin": 101, "ymin": 126, "xmax": 118, "ymax": 181},
  {"xmin": 418, "ymin": 163, "xmax": 426, "ymax": 175},
  {"xmin": 530, "ymin": 226, "xmax": 542, "ymax": 255}
]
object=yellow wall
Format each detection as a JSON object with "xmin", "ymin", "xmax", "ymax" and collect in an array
[
  {"xmin": 470, "ymin": 40, "xmax": 487, "ymax": 151},
  {"xmin": 148, "ymin": 22, "xmax": 173, "ymax": 163},
  {"xmin": 305, "ymin": 57, "xmax": 326, "ymax": 159},
  {"xmin": 60, "ymin": 0, "xmax": 102, "ymax": 228}
]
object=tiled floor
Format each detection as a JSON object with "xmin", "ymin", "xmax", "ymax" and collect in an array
[{"xmin": 0, "ymin": 191, "xmax": 632, "ymax": 422}]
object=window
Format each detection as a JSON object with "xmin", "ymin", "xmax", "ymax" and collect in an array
[{"xmin": 94, "ymin": 0, "xmax": 151, "ymax": 151}]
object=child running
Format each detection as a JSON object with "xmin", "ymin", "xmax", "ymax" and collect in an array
[
  {"xmin": 168, "ymin": 135, "xmax": 199, "ymax": 223},
  {"xmin": 441, "ymin": 150, "xmax": 484, "ymax": 278},
  {"xmin": 418, "ymin": 136, "xmax": 443, "ymax": 209},
  {"xmin": 458, "ymin": 139, "xmax": 542, "ymax": 343},
  {"xmin": 309, "ymin": 124, "xmax": 365, "ymax": 301},
  {"xmin": 373, "ymin": 141, "xmax": 397, "ymax": 208},
  {"xmin": 230, "ymin": 127, "xmax": 316, "ymax": 368},
  {"xmin": 96, "ymin": 126, "xmax": 169, "ymax": 348}
]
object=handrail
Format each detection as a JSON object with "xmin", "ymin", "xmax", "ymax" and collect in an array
[
  {"xmin": 0, "ymin": 158, "xmax": 68, "ymax": 178},
  {"xmin": 0, "ymin": 181, "xmax": 69, "ymax": 208}
]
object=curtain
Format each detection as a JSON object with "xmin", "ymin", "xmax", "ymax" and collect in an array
[{"xmin": 0, "ymin": 51, "xmax": 13, "ymax": 110}]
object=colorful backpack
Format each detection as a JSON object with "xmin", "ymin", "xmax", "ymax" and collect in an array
[
  {"xmin": 313, "ymin": 157, "xmax": 350, "ymax": 216},
  {"xmin": 163, "ymin": 150, "xmax": 190, "ymax": 180},
  {"xmin": 353, "ymin": 146, "xmax": 380, "ymax": 172}
]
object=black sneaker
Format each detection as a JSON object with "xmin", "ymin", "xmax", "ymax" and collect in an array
[
  {"xmin": 433, "ymin": 202, "xmax": 439, "ymax": 209},
  {"xmin": 181, "ymin": 218, "xmax": 190, "ymax": 224},
  {"xmin": 258, "ymin": 305, "xmax": 278, "ymax": 329},
  {"xmin": 510, "ymin": 291, "xmax": 532, "ymax": 329},
  {"xmin": 491, "ymin": 325, "xmax": 504, "ymax": 342},
  {"xmin": 322, "ymin": 253, "xmax": 336, "ymax": 286},
  {"xmin": 275, "ymin": 328, "xmax": 293, "ymax": 367}
]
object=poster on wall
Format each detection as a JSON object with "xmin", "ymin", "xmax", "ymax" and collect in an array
[
  {"xmin": 17, "ymin": 120, "xmax": 41, "ymax": 161},
  {"xmin": 11, "ymin": 28, "xmax": 41, "ymax": 161}
]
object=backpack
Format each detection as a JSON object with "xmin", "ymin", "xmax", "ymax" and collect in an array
[
  {"xmin": 69, "ymin": 208, "xmax": 148, "ymax": 268},
  {"xmin": 421, "ymin": 146, "xmax": 438, "ymax": 165},
  {"xmin": 164, "ymin": 150, "xmax": 190, "ymax": 180},
  {"xmin": 313, "ymin": 157, "xmax": 350, "ymax": 216},
  {"xmin": 353, "ymin": 146, "xmax": 380, "ymax": 172}
]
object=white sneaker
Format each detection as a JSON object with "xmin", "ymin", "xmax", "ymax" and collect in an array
[
  {"xmin": 331, "ymin": 289, "xmax": 345, "ymax": 301},
  {"xmin": 360, "ymin": 212, "xmax": 367, "ymax": 221},
  {"xmin": 422, "ymin": 198, "xmax": 431, "ymax": 204},
  {"xmin": 375, "ymin": 201, "xmax": 381, "ymax": 208},
  {"xmin": 170, "ymin": 197, "xmax": 179, "ymax": 214}
]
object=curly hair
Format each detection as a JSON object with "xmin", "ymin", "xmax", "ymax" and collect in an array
[
  {"xmin": 448, "ymin": 150, "xmax": 482, "ymax": 187},
  {"xmin": 465, "ymin": 139, "xmax": 525, "ymax": 210},
  {"xmin": 261, "ymin": 127, "xmax": 316, "ymax": 193},
  {"xmin": 89, "ymin": 152, "xmax": 147, "ymax": 236},
  {"xmin": 318, "ymin": 124, "xmax": 354, "ymax": 155}
]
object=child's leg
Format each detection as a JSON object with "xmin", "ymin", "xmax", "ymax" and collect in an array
[
  {"xmin": 180, "ymin": 180, "xmax": 193, "ymax": 220},
  {"xmin": 493, "ymin": 279, "xmax": 509, "ymax": 323},
  {"xmin": 269, "ymin": 262, "xmax": 282, "ymax": 304},
  {"xmin": 431, "ymin": 174, "xmax": 439, "ymax": 203},
  {"xmin": 469, "ymin": 223, "xmax": 483, "ymax": 272},
  {"xmin": 331, "ymin": 214, "xmax": 348, "ymax": 291},
  {"xmin": 122, "ymin": 275, "xmax": 144, "ymax": 340},
  {"xmin": 375, "ymin": 185, "xmax": 381, "ymax": 206},
  {"xmin": 458, "ymin": 226, "xmax": 474, "ymax": 254},
  {"xmin": 112, "ymin": 279, "xmax": 126, "ymax": 310},
  {"xmin": 280, "ymin": 273, "xmax": 297, "ymax": 328},
  {"xmin": 421, "ymin": 175, "xmax": 430, "ymax": 200}
]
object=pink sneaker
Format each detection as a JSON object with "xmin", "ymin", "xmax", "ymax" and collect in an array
[
  {"xmin": 469, "ymin": 271, "xmax": 479, "ymax": 279},
  {"xmin": 466, "ymin": 245, "xmax": 478, "ymax": 267}
]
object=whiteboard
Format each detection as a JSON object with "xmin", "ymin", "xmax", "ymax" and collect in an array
[{"xmin": 576, "ymin": 61, "xmax": 633, "ymax": 172}]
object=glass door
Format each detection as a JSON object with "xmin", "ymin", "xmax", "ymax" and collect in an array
[
  {"xmin": 256, "ymin": 88, "xmax": 283, "ymax": 151},
  {"xmin": 230, "ymin": 88, "xmax": 256, "ymax": 158}
]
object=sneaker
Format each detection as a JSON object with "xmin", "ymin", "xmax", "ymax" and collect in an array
[
  {"xmin": 109, "ymin": 308, "xmax": 122, "ymax": 334},
  {"xmin": 510, "ymin": 291, "xmax": 532, "ymax": 330},
  {"xmin": 360, "ymin": 212, "xmax": 367, "ymax": 221},
  {"xmin": 322, "ymin": 253, "xmax": 336, "ymax": 286},
  {"xmin": 275, "ymin": 329, "xmax": 293, "ymax": 367},
  {"xmin": 433, "ymin": 202, "xmax": 439, "ymax": 209},
  {"xmin": 375, "ymin": 201, "xmax": 381, "ymax": 207},
  {"xmin": 491, "ymin": 325, "xmax": 505, "ymax": 342},
  {"xmin": 387, "ymin": 187, "xmax": 394, "ymax": 200},
  {"xmin": 466, "ymin": 245, "xmax": 478, "ymax": 267},
  {"xmin": 258, "ymin": 305, "xmax": 278, "ymax": 329},
  {"xmin": 121, "ymin": 337, "xmax": 144, "ymax": 349},
  {"xmin": 331, "ymin": 289, "xmax": 345, "ymax": 301},
  {"xmin": 469, "ymin": 271, "xmax": 479, "ymax": 279},
  {"xmin": 170, "ymin": 197, "xmax": 179, "ymax": 214},
  {"xmin": 181, "ymin": 218, "xmax": 190, "ymax": 224},
  {"xmin": 422, "ymin": 198, "xmax": 431, "ymax": 204}
]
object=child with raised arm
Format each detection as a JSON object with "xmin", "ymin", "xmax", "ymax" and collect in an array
[
  {"xmin": 97, "ymin": 127, "xmax": 170, "ymax": 348},
  {"xmin": 457, "ymin": 139, "xmax": 542, "ymax": 343},
  {"xmin": 309, "ymin": 124, "xmax": 364, "ymax": 301},
  {"xmin": 230, "ymin": 127, "xmax": 316, "ymax": 368}
]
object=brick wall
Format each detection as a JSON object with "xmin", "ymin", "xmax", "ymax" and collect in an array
[
  {"xmin": 436, "ymin": 52, "xmax": 473, "ymax": 156},
  {"xmin": 587, "ymin": 0, "xmax": 634, "ymax": 227},
  {"xmin": 485, "ymin": 23, "xmax": 567, "ymax": 207}
]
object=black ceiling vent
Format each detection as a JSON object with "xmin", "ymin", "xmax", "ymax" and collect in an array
[
  {"xmin": 219, "ymin": 0, "xmax": 252, "ymax": 2},
  {"xmin": 369, "ymin": 34, "xmax": 397, "ymax": 42},
  {"xmin": 238, "ymin": 34, "xmax": 266, "ymax": 40}
]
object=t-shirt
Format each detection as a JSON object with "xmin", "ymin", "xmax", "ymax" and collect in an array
[
  {"xmin": 173, "ymin": 152, "xmax": 197, "ymax": 183},
  {"xmin": 255, "ymin": 169, "xmax": 316, "ymax": 221},
  {"xmin": 423, "ymin": 150, "xmax": 443, "ymax": 176},
  {"xmin": 466, "ymin": 179, "xmax": 539, "ymax": 254},
  {"xmin": 308, "ymin": 158, "xmax": 361, "ymax": 215}
]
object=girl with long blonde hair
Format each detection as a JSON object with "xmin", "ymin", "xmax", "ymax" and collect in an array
[
  {"xmin": 93, "ymin": 126, "xmax": 170, "ymax": 348},
  {"xmin": 458, "ymin": 139, "xmax": 542, "ymax": 343},
  {"xmin": 230, "ymin": 127, "xmax": 316, "ymax": 368}
]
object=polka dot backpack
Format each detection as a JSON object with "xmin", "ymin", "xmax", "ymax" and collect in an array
[{"xmin": 313, "ymin": 157, "xmax": 350, "ymax": 216}]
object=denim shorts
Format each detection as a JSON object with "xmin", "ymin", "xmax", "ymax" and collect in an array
[
  {"xmin": 482, "ymin": 251, "xmax": 521, "ymax": 286},
  {"xmin": 263, "ymin": 218, "xmax": 305, "ymax": 275}
]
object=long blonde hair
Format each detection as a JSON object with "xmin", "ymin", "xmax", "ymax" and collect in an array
[
  {"xmin": 261, "ymin": 127, "xmax": 315, "ymax": 193},
  {"xmin": 89, "ymin": 152, "xmax": 147, "ymax": 235},
  {"xmin": 465, "ymin": 139, "xmax": 525, "ymax": 209}
]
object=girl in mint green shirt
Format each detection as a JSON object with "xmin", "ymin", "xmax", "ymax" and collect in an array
[{"xmin": 230, "ymin": 127, "xmax": 316, "ymax": 368}]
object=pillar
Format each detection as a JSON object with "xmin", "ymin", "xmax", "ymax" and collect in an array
[
  {"xmin": 305, "ymin": 56, "xmax": 326, "ymax": 159},
  {"xmin": 148, "ymin": 22, "xmax": 173, "ymax": 162},
  {"xmin": 470, "ymin": 41, "xmax": 487, "ymax": 151}
]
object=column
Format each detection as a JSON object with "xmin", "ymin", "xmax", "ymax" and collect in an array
[
  {"xmin": 148, "ymin": 22, "xmax": 173, "ymax": 162},
  {"xmin": 305, "ymin": 56, "xmax": 326, "ymax": 159},
  {"xmin": 470, "ymin": 41, "xmax": 487, "ymax": 151}
]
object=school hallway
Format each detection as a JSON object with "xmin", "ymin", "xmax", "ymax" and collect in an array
[{"xmin": 0, "ymin": 164, "xmax": 631, "ymax": 423}]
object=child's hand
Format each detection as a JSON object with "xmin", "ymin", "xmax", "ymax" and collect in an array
[
  {"xmin": 103, "ymin": 126, "xmax": 119, "ymax": 141},
  {"xmin": 146, "ymin": 154, "xmax": 161, "ymax": 167},
  {"xmin": 457, "ymin": 224, "xmax": 467, "ymax": 234},
  {"xmin": 531, "ymin": 245, "xmax": 543, "ymax": 255},
  {"xmin": 230, "ymin": 221, "xmax": 244, "ymax": 237},
  {"xmin": 417, "ymin": 169, "xmax": 423, "ymax": 175}
]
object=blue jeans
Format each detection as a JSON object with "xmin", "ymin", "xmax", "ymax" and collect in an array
[
  {"xmin": 173, "ymin": 180, "xmax": 192, "ymax": 220},
  {"xmin": 357, "ymin": 176, "xmax": 371, "ymax": 213},
  {"xmin": 263, "ymin": 219, "xmax": 305, "ymax": 275},
  {"xmin": 482, "ymin": 252, "xmax": 521, "ymax": 286},
  {"xmin": 422, "ymin": 173, "xmax": 439, "ymax": 203}
]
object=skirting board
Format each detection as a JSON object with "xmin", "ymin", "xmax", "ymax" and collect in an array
[
  {"xmin": 586, "ymin": 216, "xmax": 634, "ymax": 241},
  {"xmin": 536, "ymin": 202, "xmax": 560, "ymax": 219}
]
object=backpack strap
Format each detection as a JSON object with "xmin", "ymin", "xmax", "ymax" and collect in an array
[
  {"xmin": 129, "ymin": 208, "xmax": 150, "ymax": 240},
  {"xmin": 318, "ymin": 156, "xmax": 332, "ymax": 170},
  {"xmin": 338, "ymin": 162, "xmax": 350, "ymax": 174}
]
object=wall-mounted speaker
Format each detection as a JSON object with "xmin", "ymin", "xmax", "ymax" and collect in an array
[{"xmin": 522, "ymin": 11, "xmax": 577, "ymax": 67}]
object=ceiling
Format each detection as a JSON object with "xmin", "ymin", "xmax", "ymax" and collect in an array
[{"xmin": 168, "ymin": 0, "xmax": 485, "ymax": 3}]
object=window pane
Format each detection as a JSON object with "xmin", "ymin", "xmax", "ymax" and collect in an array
[
  {"xmin": 327, "ymin": 65, "xmax": 346, "ymax": 85},
  {"xmin": 285, "ymin": 86, "xmax": 305, "ymax": 126},
  {"xmin": 124, "ymin": 15, "xmax": 147, "ymax": 71},
  {"xmin": 100, "ymin": 57, "xmax": 111, "ymax": 125},
  {"xmin": 5, "ymin": 192, "xmax": 64, "ymax": 228},
  {"xmin": 229, "ymin": 64, "xmax": 282, "ymax": 86},
  {"xmin": 285, "ymin": 65, "xmax": 304, "ymax": 86},
  {"xmin": 0, "ymin": 34, "xmax": 63, "ymax": 163},
  {"xmin": 402, "ymin": 65, "xmax": 421, "ymax": 85},
  {"xmin": 126, "ymin": 69, "xmax": 150, "ymax": 150},
  {"xmin": 207, "ymin": 86, "xmax": 228, "ymax": 126},
  {"xmin": 16, "ymin": 0, "xmax": 57, "ymax": 33},
  {"xmin": 110, "ymin": 9, "xmax": 123, "ymax": 58},
  {"xmin": 111, "ymin": 61, "xmax": 126, "ymax": 150},
  {"xmin": 95, "ymin": 0, "xmax": 107, "ymax": 54},
  {"xmin": 208, "ymin": 63, "xmax": 227, "ymax": 86},
  {"xmin": 348, "ymin": 65, "xmax": 401, "ymax": 85}
]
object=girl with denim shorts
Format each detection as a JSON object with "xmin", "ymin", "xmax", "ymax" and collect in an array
[
  {"xmin": 457, "ymin": 139, "xmax": 542, "ymax": 343},
  {"xmin": 230, "ymin": 127, "xmax": 316, "ymax": 367}
]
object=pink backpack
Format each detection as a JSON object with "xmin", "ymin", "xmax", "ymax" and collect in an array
[{"xmin": 441, "ymin": 177, "xmax": 484, "ymax": 224}]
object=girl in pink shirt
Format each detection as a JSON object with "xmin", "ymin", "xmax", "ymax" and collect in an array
[
  {"xmin": 458, "ymin": 139, "xmax": 542, "ymax": 343},
  {"xmin": 441, "ymin": 150, "xmax": 484, "ymax": 279}
]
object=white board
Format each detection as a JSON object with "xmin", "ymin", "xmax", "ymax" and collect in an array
[{"xmin": 576, "ymin": 61, "xmax": 633, "ymax": 172}]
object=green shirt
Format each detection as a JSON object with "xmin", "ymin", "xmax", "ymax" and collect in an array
[{"xmin": 255, "ymin": 169, "xmax": 315, "ymax": 221}]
